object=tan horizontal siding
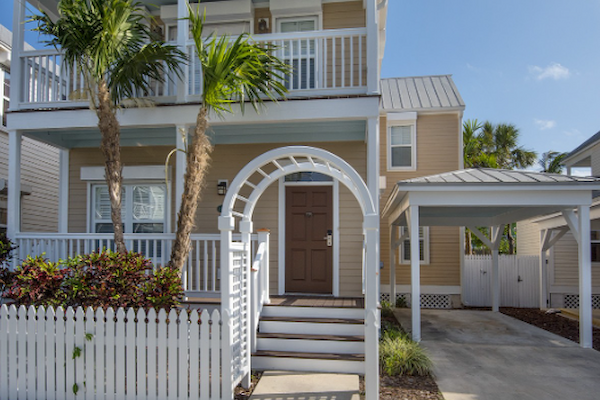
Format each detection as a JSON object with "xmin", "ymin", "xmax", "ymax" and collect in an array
[
  {"xmin": 0, "ymin": 132, "xmax": 59, "ymax": 232},
  {"xmin": 323, "ymin": 2, "xmax": 365, "ymax": 29},
  {"xmin": 516, "ymin": 219, "xmax": 541, "ymax": 256},
  {"xmin": 379, "ymin": 113, "xmax": 461, "ymax": 287},
  {"xmin": 592, "ymin": 150, "xmax": 600, "ymax": 177},
  {"xmin": 68, "ymin": 146, "xmax": 176, "ymax": 233},
  {"xmin": 553, "ymin": 232, "xmax": 600, "ymax": 287}
]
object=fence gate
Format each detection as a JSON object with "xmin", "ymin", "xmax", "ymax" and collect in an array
[{"xmin": 464, "ymin": 255, "xmax": 540, "ymax": 308}]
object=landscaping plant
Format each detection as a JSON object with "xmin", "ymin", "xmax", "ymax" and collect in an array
[
  {"xmin": 2, "ymin": 249, "xmax": 183, "ymax": 309},
  {"xmin": 380, "ymin": 324, "xmax": 433, "ymax": 377}
]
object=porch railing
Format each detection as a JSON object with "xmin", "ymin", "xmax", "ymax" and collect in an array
[
  {"xmin": 12, "ymin": 232, "xmax": 257, "ymax": 295},
  {"xmin": 17, "ymin": 28, "xmax": 367, "ymax": 109}
]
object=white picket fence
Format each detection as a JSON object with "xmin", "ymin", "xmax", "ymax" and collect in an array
[
  {"xmin": 463, "ymin": 255, "xmax": 540, "ymax": 308},
  {"xmin": 0, "ymin": 305, "xmax": 228, "ymax": 400}
]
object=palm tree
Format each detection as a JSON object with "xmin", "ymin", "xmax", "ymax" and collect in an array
[
  {"xmin": 463, "ymin": 119, "xmax": 497, "ymax": 168},
  {"xmin": 539, "ymin": 151, "xmax": 568, "ymax": 173},
  {"xmin": 33, "ymin": 0, "xmax": 185, "ymax": 252},
  {"xmin": 479, "ymin": 122, "xmax": 537, "ymax": 169},
  {"xmin": 168, "ymin": 5, "xmax": 290, "ymax": 272}
]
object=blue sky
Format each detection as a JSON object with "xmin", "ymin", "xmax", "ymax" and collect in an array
[
  {"xmin": 2, "ymin": 0, "xmax": 599, "ymax": 163},
  {"xmin": 381, "ymin": 0, "xmax": 600, "ymax": 163}
]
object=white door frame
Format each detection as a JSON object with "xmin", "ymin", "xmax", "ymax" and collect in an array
[{"xmin": 278, "ymin": 178, "xmax": 340, "ymax": 296}]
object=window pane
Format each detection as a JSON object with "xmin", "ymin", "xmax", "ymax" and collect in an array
[
  {"xmin": 390, "ymin": 126, "xmax": 411, "ymax": 145},
  {"xmin": 403, "ymin": 239, "xmax": 425, "ymax": 261},
  {"xmin": 591, "ymin": 231, "xmax": 600, "ymax": 241},
  {"xmin": 133, "ymin": 223, "xmax": 164, "ymax": 233},
  {"xmin": 391, "ymin": 147, "xmax": 412, "ymax": 167},
  {"xmin": 132, "ymin": 185, "xmax": 165, "ymax": 221},
  {"xmin": 592, "ymin": 243, "xmax": 600, "ymax": 262},
  {"xmin": 280, "ymin": 20, "xmax": 315, "ymax": 33},
  {"xmin": 94, "ymin": 186, "xmax": 125, "ymax": 219}
]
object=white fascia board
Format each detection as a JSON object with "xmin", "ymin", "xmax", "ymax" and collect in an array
[
  {"xmin": 533, "ymin": 202, "xmax": 600, "ymax": 230},
  {"xmin": 387, "ymin": 112, "xmax": 416, "ymax": 122},
  {"xmin": 10, "ymin": 97, "xmax": 380, "ymax": 131},
  {"xmin": 81, "ymin": 166, "xmax": 169, "ymax": 181},
  {"xmin": 269, "ymin": 0, "xmax": 321, "ymax": 17},
  {"xmin": 380, "ymin": 284, "xmax": 461, "ymax": 295},
  {"xmin": 405, "ymin": 189, "xmax": 593, "ymax": 208}
]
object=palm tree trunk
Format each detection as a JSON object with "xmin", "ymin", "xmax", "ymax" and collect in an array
[
  {"xmin": 170, "ymin": 107, "xmax": 213, "ymax": 273},
  {"xmin": 96, "ymin": 79, "xmax": 126, "ymax": 253},
  {"xmin": 466, "ymin": 229, "xmax": 473, "ymax": 255}
]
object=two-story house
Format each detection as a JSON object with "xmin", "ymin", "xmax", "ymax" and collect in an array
[
  {"xmin": 0, "ymin": 24, "xmax": 59, "ymax": 236},
  {"xmin": 517, "ymin": 132, "xmax": 600, "ymax": 310}
]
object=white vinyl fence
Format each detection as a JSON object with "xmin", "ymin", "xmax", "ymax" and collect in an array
[
  {"xmin": 463, "ymin": 255, "xmax": 540, "ymax": 308},
  {"xmin": 0, "ymin": 305, "xmax": 228, "ymax": 400}
]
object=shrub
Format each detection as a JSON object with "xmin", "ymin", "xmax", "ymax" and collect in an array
[
  {"xmin": 381, "ymin": 300, "xmax": 394, "ymax": 318},
  {"xmin": 379, "ymin": 326, "xmax": 433, "ymax": 376},
  {"xmin": 0, "ymin": 233, "xmax": 17, "ymax": 266},
  {"xmin": 395, "ymin": 295, "xmax": 407, "ymax": 308},
  {"xmin": 3, "ymin": 249, "xmax": 183, "ymax": 309}
]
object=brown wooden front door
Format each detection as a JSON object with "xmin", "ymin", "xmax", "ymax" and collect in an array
[{"xmin": 285, "ymin": 186, "xmax": 333, "ymax": 294}]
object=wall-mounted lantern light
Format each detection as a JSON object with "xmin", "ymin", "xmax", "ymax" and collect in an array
[{"xmin": 217, "ymin": 180, "xmax": 228, "ymax": 195}]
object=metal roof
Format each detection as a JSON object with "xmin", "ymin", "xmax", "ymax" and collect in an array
[
  {"xmin": 380, "ymin": 75, "xmax": 465, "ymax": 112},
  {"xmin": 396, "ymin": 168, "xmax": 599, "ymax": 186}
]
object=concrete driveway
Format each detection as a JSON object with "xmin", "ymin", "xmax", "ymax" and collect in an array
[{"xmin": 394, "ymin": 309, "xmax": 600, "ymax": 400}]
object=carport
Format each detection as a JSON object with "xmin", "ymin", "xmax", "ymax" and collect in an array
[{"xmin": 382, "ymin": 168, "xmax": 600, "ymax": 348}]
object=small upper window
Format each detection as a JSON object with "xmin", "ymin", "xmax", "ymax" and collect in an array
[
  {"xmin": 591, "ymin": 230, "xmax": 600, "ymax": 262},
  {"xmin": 399, "ymin": 226, "xmax": 430, "ymax": 265},
  {"xmin": 388, "ymin": 124, "xmax": 416, "ymax": 170}
]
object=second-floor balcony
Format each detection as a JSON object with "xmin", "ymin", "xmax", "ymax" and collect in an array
[{"xmin": 16, "ymin": 28, "xmax": 368, "ymax": 111}]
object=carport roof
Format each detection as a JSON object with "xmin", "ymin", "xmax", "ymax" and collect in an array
[{"xmin": 383, "ymin": 168, "xmax": 600, "ymax": 227}]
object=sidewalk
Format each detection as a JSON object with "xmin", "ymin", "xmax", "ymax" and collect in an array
[{"xmin": 249, "ymin": 371, "xmax": 360, "ymax": 400}]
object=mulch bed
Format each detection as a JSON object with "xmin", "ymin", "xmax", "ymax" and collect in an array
[
  {"xmin": 500, "ymin": 307, "xmax": 600, "ymax": 351},
  {"xmin": 234, "ymin": 371, "xmax": 262, "ymax": 400}
]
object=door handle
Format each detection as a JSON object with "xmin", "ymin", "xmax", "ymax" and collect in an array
[{"xmin": 324, "ymin": 230, "xmax": 333, "ymax": 246}]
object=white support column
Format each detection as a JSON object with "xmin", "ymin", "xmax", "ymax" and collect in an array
[
  {"xmin": 257, "ymin": 229, "xmax": 270, "ymax": 304},
  {"xmin": 58, "ymin": 149, "xmax": 70, "ymax": 233},
  {"xmin": 218, "ymin": 215, "xmax": 234, "ymax": 400},
  {"xmin": 7, "ymin": 130, "xmax": 22, "ymax": 240},
  {"xmin": 539, "ymin": 229, "xmax": 549, "ymax": 309},
  {"xmin": 176, "ymin": 0, "xmax": 190, "ymax": 102},
  {"xmin": 175, "ymin": 125, "xmax": 187, "ymax": 226},
  {"xmin": 366, "ymin": 117, "xmax": 380, "ymax": 213},
  {"xmin": 365, "ymin": 0, "xmax": 380, "ymax": 94},
  {"xmin": 490, "ymin": 225, "xmax": 504, "ymax": 312},
  {"xmin": 389, "ymin": 225, "xmax": 397, "ymax": 305},
  {"xmin": 363, "ymin": 214, "xmax": 379, "ymax": 400},
  {"xmin": 10, "ymin": 0, "xmax": 25, "ymax": 109},
  {"xmin": 408, "ymin": 205, "xmax": 421, "ymax": 342},
  {"xmin": 239, "ymin": 219, "xmax": 253, "ymax": 389},
  {"xmin": 577, "ymin": 205, "xmax": 592, "ymax": 348}
]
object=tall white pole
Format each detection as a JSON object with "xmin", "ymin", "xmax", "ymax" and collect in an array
[
  {"xmin": 7, "ymin": 130, "xmax": 22, "ymax": 241},
  {"xmin": 577, "ymin": 205, "xmax": 592, "ymax": 348},
  {"xmin": 409, "ymin": 205, "xmax": 421, "ymax": 342},
  {"xmin": 58, "ymin": 149, "xmax": 70, "ymax": 233},
  {"xmin": 364, "ymin": 214, "xmax": 379, "ymax": 400}
]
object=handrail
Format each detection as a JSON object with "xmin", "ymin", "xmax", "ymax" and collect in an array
[{"xmin": 251, "ymin": 242, "xmax": 266, "ymax": 272}]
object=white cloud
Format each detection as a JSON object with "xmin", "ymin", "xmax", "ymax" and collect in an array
[
  {"xmin": 564, "ymin": 128, "xmax": 584, "ymax": 139},
  {"xmin": 528, "ymin": 62, "xmax": 570, "ymax": 80},
  {"xmin": 534, "ymin": 119, "xmax": 556, "ymax": 130}
]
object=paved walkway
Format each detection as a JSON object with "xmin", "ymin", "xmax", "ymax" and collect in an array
[
  {"xmin": 249, "ymin": 371, "xmax": 360, "ymax": 400},
  {"xmin": 395, "ymin": 309, "xmax": 600, "ymax": 400}
]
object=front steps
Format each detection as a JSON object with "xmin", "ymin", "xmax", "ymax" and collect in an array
[{"xmin": 252, "ymin": 304, "xmax": 366, "ymax": 374}]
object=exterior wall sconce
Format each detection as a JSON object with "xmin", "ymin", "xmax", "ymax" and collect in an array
[
  {"xmin": 258, "ymin": 18, "xmax": 269, "ymax": 33},
  {"xmin": 217, "ymin": 180, "xmax": 228, "ymax": 195}
]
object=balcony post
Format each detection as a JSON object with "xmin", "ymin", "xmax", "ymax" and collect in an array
[
  {"xmin": 58, "ymin": 148, "xmax": 69, "ymax": 232},
  {"xmin": 257, "ymin": 228, "xmax": 270, "ymax": 304},
  {"xmin": 366, "ymin": 116, "xmax": 379, "ymax": 213},
  {"xmin": 176, "ymin": 0, "xmax": 189, "ymax": 102},
  {"xmin": 10, "ymin": 0, "xmax": 26, "ymax": 109},
  {"xmin": 365, "ymin": 0, "xmax": 380, "ymax": 94},
  {"xmin": 7, "ymin": 130, "xmax": 22, "ymax": 241}
]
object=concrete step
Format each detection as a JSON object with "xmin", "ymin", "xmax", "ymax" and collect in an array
[{"xmin": 252, "ymin": 350, "xmax": 365, "ymax": 374}]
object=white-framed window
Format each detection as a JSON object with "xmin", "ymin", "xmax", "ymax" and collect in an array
[
  {"xmin": 0, "ymin": 196, "xmax": 7, "ymax": 233},
  {"xmin": 277, "ymin": 16, "xmax": 318, "ymax": 90},
  {"xmin": 399, "ymin": 226, "xmax": 430, "ymax": 265},
  {"xmin": 1, "ymin": 67, "xmax": 9, "ymax": 127},
  {"xmin": 388, "ymin": 123, "xmax": 416, "ymax": 170},
  {"xmin": 591, "ymin": 230, "xmax": 600, "ymax": 262},
  {"xmin": 90, "ymin": 183, "xmax": 167, "ymax": 234}
]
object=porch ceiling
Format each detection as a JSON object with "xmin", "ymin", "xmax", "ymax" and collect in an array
[{"xmin": 24, "ymin": 120, "xmax": 366, "ymax": 149}]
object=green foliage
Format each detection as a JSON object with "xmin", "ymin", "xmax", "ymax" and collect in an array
[
  {"xmin": 539, "ymin": 151, "xmax": 568, "ymax": 174},
  {"xmin": 395, "ymin": 296, "xmax": 407, "ymax": 308},
  {"xmin": 380, "ymin": 300, "xmax": 394, "ymax": 318},
  {"xmin": 187, "ymin": 3, "xmax": 290, "ymax": 116},
  {"xmin": 379, "ymin": 325, "xmax": 433, "ymax": 377},
  {"xmin": 2, "ymin": 250, "xmax": 183, "ymax": 309},
  {"xmin": 0, "ymin": 233, "xmax": 17, "ymax": 266},
  {"xmin": 31, "ymin": 0, "xmax": 185, "ymax": 106}
]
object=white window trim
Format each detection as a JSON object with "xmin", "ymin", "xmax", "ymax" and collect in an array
[
  {"xmin": 276, "ymin": 15, "xmax": 319, "ymax": 33},
  {"xmin": 387, "ymin": 112, "xmax": 417, "ymax": 171},
  {"xmin": 87, "ymin": 180, "xmax": 171, "ymax": 234},
  {"xmin": 399, "ymin": 226, "xmax": 430, "ymax": 265}
]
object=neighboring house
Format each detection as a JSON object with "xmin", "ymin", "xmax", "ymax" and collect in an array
[
  {"xmin": 0, "ymin": 24, "xmax": 59, "ymax": 235},
  {"xmin": 517, "ymin": 132, "xmax": 600, "ymax": 309}
]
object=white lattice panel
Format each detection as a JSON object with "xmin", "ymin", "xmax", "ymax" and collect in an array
[
  {"xmin": 564, "ymin": 294, "xmax": 600, "ymax": 309},
  {"xmin": 381, "ymin": 293, "xmax": 450, "ymax": 309}
]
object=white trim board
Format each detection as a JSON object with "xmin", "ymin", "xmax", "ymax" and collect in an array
[
  {"xmin": 81, "ymin": 166, "xmax": 169, "ymax": 181},
  {"xmin": 380, "ymin": 285, "xmax": 462, "ymax": 295}
]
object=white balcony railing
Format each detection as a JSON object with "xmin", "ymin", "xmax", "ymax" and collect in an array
[
  {"xmin": 12, "ymin": 232, "xmax": 258, "ymax": 295},
  {"xmin": 17, "ymin": 28, "xmax": 367, "ymax": 109}
]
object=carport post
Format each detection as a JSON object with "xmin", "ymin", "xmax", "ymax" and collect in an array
[
  {"xmin": 409, "ymin": 205, "xmax": 421, "ymax": 342},
  {"xmin": 490, "ymin": 225, "xmax": 504, "ymax": 312},
  {"xmin": 577, "ymin": 205, "xmax": 592, "ymax": 348},
  {"xmin": 390, "ymin": 225, "xmax": 397, "ymax": 305},
  {"xmin": 539, "ymin": 230, "xmax": 549, "ymax": 309}
]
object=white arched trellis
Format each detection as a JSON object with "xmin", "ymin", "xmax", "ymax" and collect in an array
[{"xmin": 218, "ymin": 146, "xmax": 380, "ymax": 400}]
